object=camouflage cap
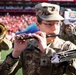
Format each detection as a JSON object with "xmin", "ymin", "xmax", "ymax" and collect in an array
[
  {"xmin": 35, "ymin": 2, "xmax": 64, "ymax": 21},
  {"xmin": 60, "ymin": 8, "xmax": 72, "ymax": 17}
]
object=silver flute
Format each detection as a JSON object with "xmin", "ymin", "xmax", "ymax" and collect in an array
[{"xmin": 16, "ymin": 34, "xmax": 59, "ymax": 40}]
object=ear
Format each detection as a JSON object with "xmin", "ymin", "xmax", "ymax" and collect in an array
[{"xmin": 36, "ymin": 21, "xmax": 40, "ymax": 28}]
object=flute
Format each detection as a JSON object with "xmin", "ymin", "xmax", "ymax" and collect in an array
[
  {"xmin": 16, "ymin": 34, "xmax": 59, "ymax": 40},
  {"xmin": 16, "ymin": 23, "xmax": 59, "ymax": 40}
]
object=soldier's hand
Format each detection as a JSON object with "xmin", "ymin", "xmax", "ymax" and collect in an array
[
  {"xmin": 12, "ymin": 34, "xmax": 29, "ymax": 58},
  {"xmin": 32, "ymin": 31, "xmax": 47, "ymax": 53}
]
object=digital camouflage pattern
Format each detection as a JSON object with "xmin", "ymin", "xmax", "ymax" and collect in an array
[
  {"xmin": 0, "ymin": 37, "xmax": 76, "ymax": 75},
  {"xmin": 60, "ymin": 24, "xmax": 76, "ymax": 45}
]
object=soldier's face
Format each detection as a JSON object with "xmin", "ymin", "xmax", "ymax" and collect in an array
[{"xmin": 38, "ymin": 20, "xmax": 61, "ymax": 35}]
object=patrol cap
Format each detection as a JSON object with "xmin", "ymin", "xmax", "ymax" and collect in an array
[
  {"xmin": 65, "ymin": 8, "xmax": 72, "ymax": 11},
  {"xmin": 35, "ymin": 2, "xmax": 64, "ymax": 21},
  {"xmin": 60, "ymin": 8, "xmax": 72, "ymax": 17}
]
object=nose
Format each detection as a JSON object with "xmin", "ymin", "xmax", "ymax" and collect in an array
[
  {"xmin": 51, "ymin": 24, "xmax": 57, "ymax": 31},
  {"xmin": 55, "ymin": 24, "xmax": 60, "ymax": 30}
]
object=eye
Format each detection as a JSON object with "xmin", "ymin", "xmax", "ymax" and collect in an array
[{"xmin": 46, "ymin": 24, "xmax": 54, "ymax": 27}]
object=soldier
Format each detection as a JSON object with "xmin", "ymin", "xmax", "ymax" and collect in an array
[
  {"xmin": 59, "ymin": 8, "xmax": 72, "ymax": 17},
  {"xmin": 60, "ymin": 23, "xmax": 76, "ymax": 44},
  {"xmin": 0, "ymin": 2, "xmax": 76, "ymax": 75},
  {"xmin": 60, "ymin": 9, "xmax": 76, "ymax": 44}
]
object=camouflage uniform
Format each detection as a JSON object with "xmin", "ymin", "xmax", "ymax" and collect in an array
[
  {"xmin": 60, "ymin": 24, "xmax": 76, "ymax": 45},
  {"xmin": 60, "ymin": 9, "xmax": 76, "ymax": 45},
  {"xmin": 0, "ymin": 37, "xmax": 76, "ymax": 75}
]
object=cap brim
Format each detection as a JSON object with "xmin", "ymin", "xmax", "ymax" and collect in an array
[{"xmin": 39, "ymin": 14, "xmax": 64, "ymax": 21}]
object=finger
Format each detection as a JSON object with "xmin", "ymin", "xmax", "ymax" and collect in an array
[
  {"xmin": 40, "ymin": 32, "xmax": 46, "ymax": 38},
  {"xmin": 36, "ymin": 31, "xmax": 46, "ymax": 38},
  {"xmin": 32, "ymin": 33, "xmax": 43, "ymax": 43}
]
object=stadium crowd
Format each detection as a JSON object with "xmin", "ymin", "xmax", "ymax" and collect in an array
[{"xmin": 0, "ymin": 13, "xmax": 36, "ymax": 41}]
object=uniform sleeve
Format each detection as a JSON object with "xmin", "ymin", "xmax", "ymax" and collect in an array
[
  {"xmin": 68, "ymin": 42, "xmax": 76, "ymax": 50},
  {"xmin": 45, "ymin": 41, "xmax": 76, "ymax": 56},
  {"xmin": 0, "ymin": 54, "xmax": 19, "ymax": 75},
  {"xmin": 62, "ymin": 41, "xmax": 76, "ymax": 50}
]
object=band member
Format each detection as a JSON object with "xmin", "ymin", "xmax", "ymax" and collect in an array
[{"xmin": 0, "ymin": 3, "xmax": 76, "ymax": 75}]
